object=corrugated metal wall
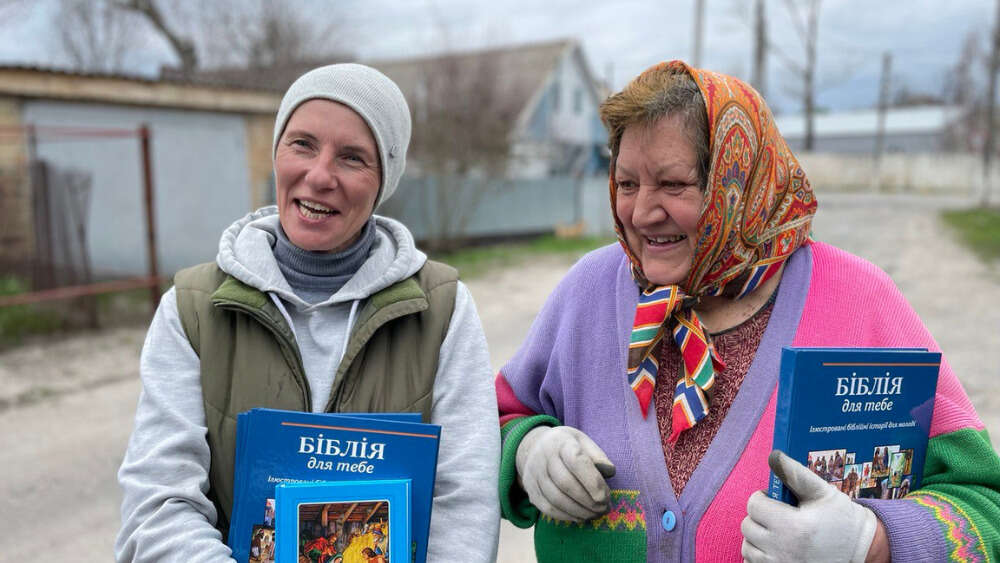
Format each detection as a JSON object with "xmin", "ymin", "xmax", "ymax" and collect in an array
[{"xmin": 23, "ymin": 100, "xmax": 251, "ymax": 277}]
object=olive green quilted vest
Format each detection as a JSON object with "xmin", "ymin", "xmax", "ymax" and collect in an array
[{"xmin": 173, "ymin": 260, "xmax": 458, "ymax": 538}]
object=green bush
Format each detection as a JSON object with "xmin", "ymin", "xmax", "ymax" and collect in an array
[{"xmin": 0, "ymin": 276, "xmax": 62, "ymax": 346}]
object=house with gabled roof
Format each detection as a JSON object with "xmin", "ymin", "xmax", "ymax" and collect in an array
[{"xmin": 368, "ymin": 39, "xmax": 609, "ymax": 179}]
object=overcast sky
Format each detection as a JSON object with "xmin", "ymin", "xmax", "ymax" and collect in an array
[{"xmin": 0, "ymin": 0, "xmax": 993, "ymax": 115}]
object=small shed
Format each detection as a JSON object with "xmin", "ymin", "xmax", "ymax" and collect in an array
[{"xmin": 0, "ymin": 65, "xmax": 280, "ymax": 278}]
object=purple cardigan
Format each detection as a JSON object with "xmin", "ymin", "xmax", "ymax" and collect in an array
[
  {"xmin": 498, "ymin": 241, "xmax": 997, "ymax": 562},
  {"xmin": 498, "ymin": 242, "xmax": 810, "ymax": 561}
]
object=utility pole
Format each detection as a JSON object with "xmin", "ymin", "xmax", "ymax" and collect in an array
[
  {"xmin": 692, "ymin": 0, "xmax": 705, "ymax": 67},
  {"xmin": 802, "ymin": 0, "xmax": 819, "ymax": 151},
  {"xmin": 751, "ymin": 0, "xmax": 767, "ymax": 97},
  {"xmin": 874, "ymin": 51, "xmax": 892, "ymax": 193},
  {"xmin": 983, "ymin": 0, "xmax": 1000, "ymax": 207}
]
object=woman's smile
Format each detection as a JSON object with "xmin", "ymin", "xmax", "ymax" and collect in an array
[
  {"xmin": 294, "ymin": 198, "xmax": 340, "ymax": 221},
  {"xmin": 641, "ymin": 233, "xmax": 689, "ymax": 251}
]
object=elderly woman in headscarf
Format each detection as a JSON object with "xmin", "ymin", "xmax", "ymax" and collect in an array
[
  {"xmin": 496, "ymin": 61, "xmax": 1000, "ymax": 562},
  {"xmin": 115, "ymin": 63, "xmax": 500, "ymax": 562}
]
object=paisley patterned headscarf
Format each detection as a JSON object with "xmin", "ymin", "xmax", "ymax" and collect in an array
[{"xmin": 608, "ymin": 61, "xmax": 817, "ymax": 441}]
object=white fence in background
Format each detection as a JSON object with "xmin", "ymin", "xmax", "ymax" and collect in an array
[
  {"xmin": 380, "ymin": 175, "xmax": 616, "ymax": 243},
  {"xmin": 797, "ymin": 152, "xmax": 990, "ymax": 197}
]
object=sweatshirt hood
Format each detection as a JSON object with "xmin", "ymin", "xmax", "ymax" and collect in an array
[{"xmin": 216, "ymin": 206, "xmax": 426, "ymax": 311}]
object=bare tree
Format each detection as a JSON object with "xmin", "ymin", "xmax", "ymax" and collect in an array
[
  {"xmin": 113, "ymin": 0, "xmax": 197, "ymax": 73},
  {"xmin": 406, "ymin": 51, "xmax": 518, "ymax": 251},
  {"xmin": 751, "ymin": 0, "xmax": 768, "ymax": 97},
  {"xmin": 943, "ymin": 31, "xmax": 987, "ymax": 153},
  {"xmin": 194, "ymin": 0, "xmax": 345, "ymax": 69},
  {"xmin": 76, "ymin": 0, "xmax": 347, "ymax": 75},
  {"xmin": 769, "ymin": 0, "xmax": 821, "ymax": 149},
  {"xmin": 873, "ymin": 52, "xmax": 891, "ymax": 192},
  {"xmin": 983, "ymin": 0, "xmax": 1000, "ymax": 207},
  {"xmin": 56, "ymin": 0, "xmax": 139, "ymax": 73},
  {"xmin": 692, "ymin": 0, "xmax": 705, "ymax": 67},
  {"xmin": 943, "ymin": 29, "xmax": 999, "ymax": 167},
  {"xmin": 942, "ymin": 26, "xmax": 1000, "ymax": 207}
]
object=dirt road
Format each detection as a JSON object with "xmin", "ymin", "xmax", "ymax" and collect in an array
[{"xmin": 0, "ymin": 193, "xmax": 996, "ymax": 562}]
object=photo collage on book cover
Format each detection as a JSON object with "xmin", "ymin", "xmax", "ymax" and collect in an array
[
  {"xmin": 249, "ymin": 497, "xmax": 390, "ymax": 563},
  {"xmin": 806, "ymin": 445, "xmax": 913, "ymax": 500}
]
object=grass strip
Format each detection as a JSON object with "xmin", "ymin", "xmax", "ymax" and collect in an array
[
  {"xmin": 432, "ymin": 234, "xmax": 616, "ymax": 279},
  {"xmin": 941, "ymin": 207, "xmax": 1000, "ymax": 264}
]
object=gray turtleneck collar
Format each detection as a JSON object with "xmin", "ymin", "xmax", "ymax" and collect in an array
[{"xmin": 273, "ymin": 219, "xmax": 375, "ymax": 303}]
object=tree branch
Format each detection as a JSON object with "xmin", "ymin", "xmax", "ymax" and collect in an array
[{"xmin": 113, "ymin": 0, "xmax": 196, "ymax": 71}]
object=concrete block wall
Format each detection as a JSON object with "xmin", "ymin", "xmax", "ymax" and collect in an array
[
  {"xmin": 796, "ymin": 152, "xmax": 984, "ymax": 196},
  {"xmin": 245, "ymin": 113, "xmax": 277, "ymax": 210},
  {"xmin": 0, "ymin": 96, "xmax": 32, "ymax": 265}
]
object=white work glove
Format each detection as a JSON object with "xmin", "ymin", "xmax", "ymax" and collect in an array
[
  {"xmin": 741, "ymin": 450, "xmax": 878, "ymax": 563},
  {"xmin": 515, "ymin": 425, "xmax": 616, "ymax": 522}
]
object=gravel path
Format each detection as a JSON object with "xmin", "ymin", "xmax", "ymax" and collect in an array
[{"xmin": 0, "ymin": 193, "xmax": 996, "ymax": 562}]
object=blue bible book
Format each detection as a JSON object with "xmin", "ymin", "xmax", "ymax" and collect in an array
[
  {"xmin": 769, "ymin": 347, "xmax": 940, "ymax": 505},
  {"xmin": 227, "ymin": 409, "xmax": 439, "ymax": 563},
  {"xmin": 275, "ymin": 479, "xmax": 411, "ymax": 563},
  {"xmin": 231, "ymin": 411, "xmax": 423, "ymax": 531}
]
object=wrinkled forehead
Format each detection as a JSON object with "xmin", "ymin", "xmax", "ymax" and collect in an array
[{"xmin": 277, "ymin": 98, "xmax": 376, "ymax": 148}]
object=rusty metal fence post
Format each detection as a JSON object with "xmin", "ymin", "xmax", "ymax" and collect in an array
[{"xmin": 139, "ymin": 124, "xmax": 160, "ymax": 314}]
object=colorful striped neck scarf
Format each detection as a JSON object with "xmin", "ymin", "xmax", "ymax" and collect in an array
[{"xmin": 612, "ymin": 61, "xmax": 817, "ymax": 442}]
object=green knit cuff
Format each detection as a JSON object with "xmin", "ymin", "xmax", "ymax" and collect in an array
[
  {"xmin": 909, "ymin": 427, "xmax": 1000, "ymax": 560},
  {"xmin": 499, "ymin": 414, "xmax": 562, "ymax": 528}
]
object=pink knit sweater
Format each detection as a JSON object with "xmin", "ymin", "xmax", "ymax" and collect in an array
[{"xmin": 693, "ymin": 241, "xmax": 984, "ymax": 560}]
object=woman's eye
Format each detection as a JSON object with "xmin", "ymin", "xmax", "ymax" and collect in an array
[
  {"xmin": 616, "ymin": 180, "xmax": 637, "ymax": 192},
  {"xmin": 291, "ymin": 139, "xmax": 312, "ymax": 150},
  {"xmin": 343, "ymin": 154, "xmax": 366, "ymax": 166}
]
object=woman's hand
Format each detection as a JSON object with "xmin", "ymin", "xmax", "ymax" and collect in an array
[
  {"xmin": 515, "ymin": 426, "xmax": 616, "ymax": 522},
  {"xmin": 741, "ymin": 450, "xmax": 882, "ymax": 563}
]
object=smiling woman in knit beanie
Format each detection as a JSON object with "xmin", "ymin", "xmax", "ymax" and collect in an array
[
  {"xmin": 495, "ymin": 61, "xmax": 1000, "ymax": 562},
  {"xmin": 116, "ymin": 63, "xmax": 500, "ymax": 563}
]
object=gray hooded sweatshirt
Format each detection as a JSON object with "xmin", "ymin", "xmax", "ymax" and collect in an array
[{"xmin": 116, "ymin": 208, "xmax": 500, "ymax": 562}]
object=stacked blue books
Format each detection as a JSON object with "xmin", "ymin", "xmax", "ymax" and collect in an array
[
  {"xmin": 769, "ymin": 347, "xmax": 940, "ymax": 505},
  {"xmin": 227, "ymin": 408, "xmax": 440, "ymax": 563}
]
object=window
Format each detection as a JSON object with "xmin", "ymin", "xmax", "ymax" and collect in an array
[
  {"xmin": 552, "ymin": 81, "xmax": 560, "ymax": 112},
  {"xmin": 573, "ymin": 88, "xmax": 583, "ymax": 114}
]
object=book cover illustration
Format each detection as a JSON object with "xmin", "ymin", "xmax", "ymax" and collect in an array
[
  {"xmin": 769, "ymin": 347, "xmax": 940, "ymax": 504},
  {"xmin": 275, "ymin": 479, "xmax": 410, "ymax": 563},
  {"xmin": 227, "ymin": 409, "xmax": 438, "ymax": 563}
]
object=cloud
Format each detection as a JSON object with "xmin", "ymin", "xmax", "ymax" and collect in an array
[{"xmin": 0, "ymin": 0, "xmax": 991, "ymax": 111}]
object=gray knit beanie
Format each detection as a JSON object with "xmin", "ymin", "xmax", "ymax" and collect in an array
[{"xmin": 273, "ymin": 63, "xmax": 411, "ymax": 209}]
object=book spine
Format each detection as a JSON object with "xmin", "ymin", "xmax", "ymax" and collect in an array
[
  {"xmin": 228, "ymin": 412, "xmax": 250, "ymax": 555},
  {"xmin": 768, "ymin": 349, "xmax": 797, "ymax": 502}
]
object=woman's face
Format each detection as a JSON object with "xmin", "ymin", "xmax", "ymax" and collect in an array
[
  {"xmin": 274, "ymin": 99, "xmax": 381, "ymax": 252},
  {"xmin": 614, "ymin": 114, "xmax": 704, "ymax": 286}
]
